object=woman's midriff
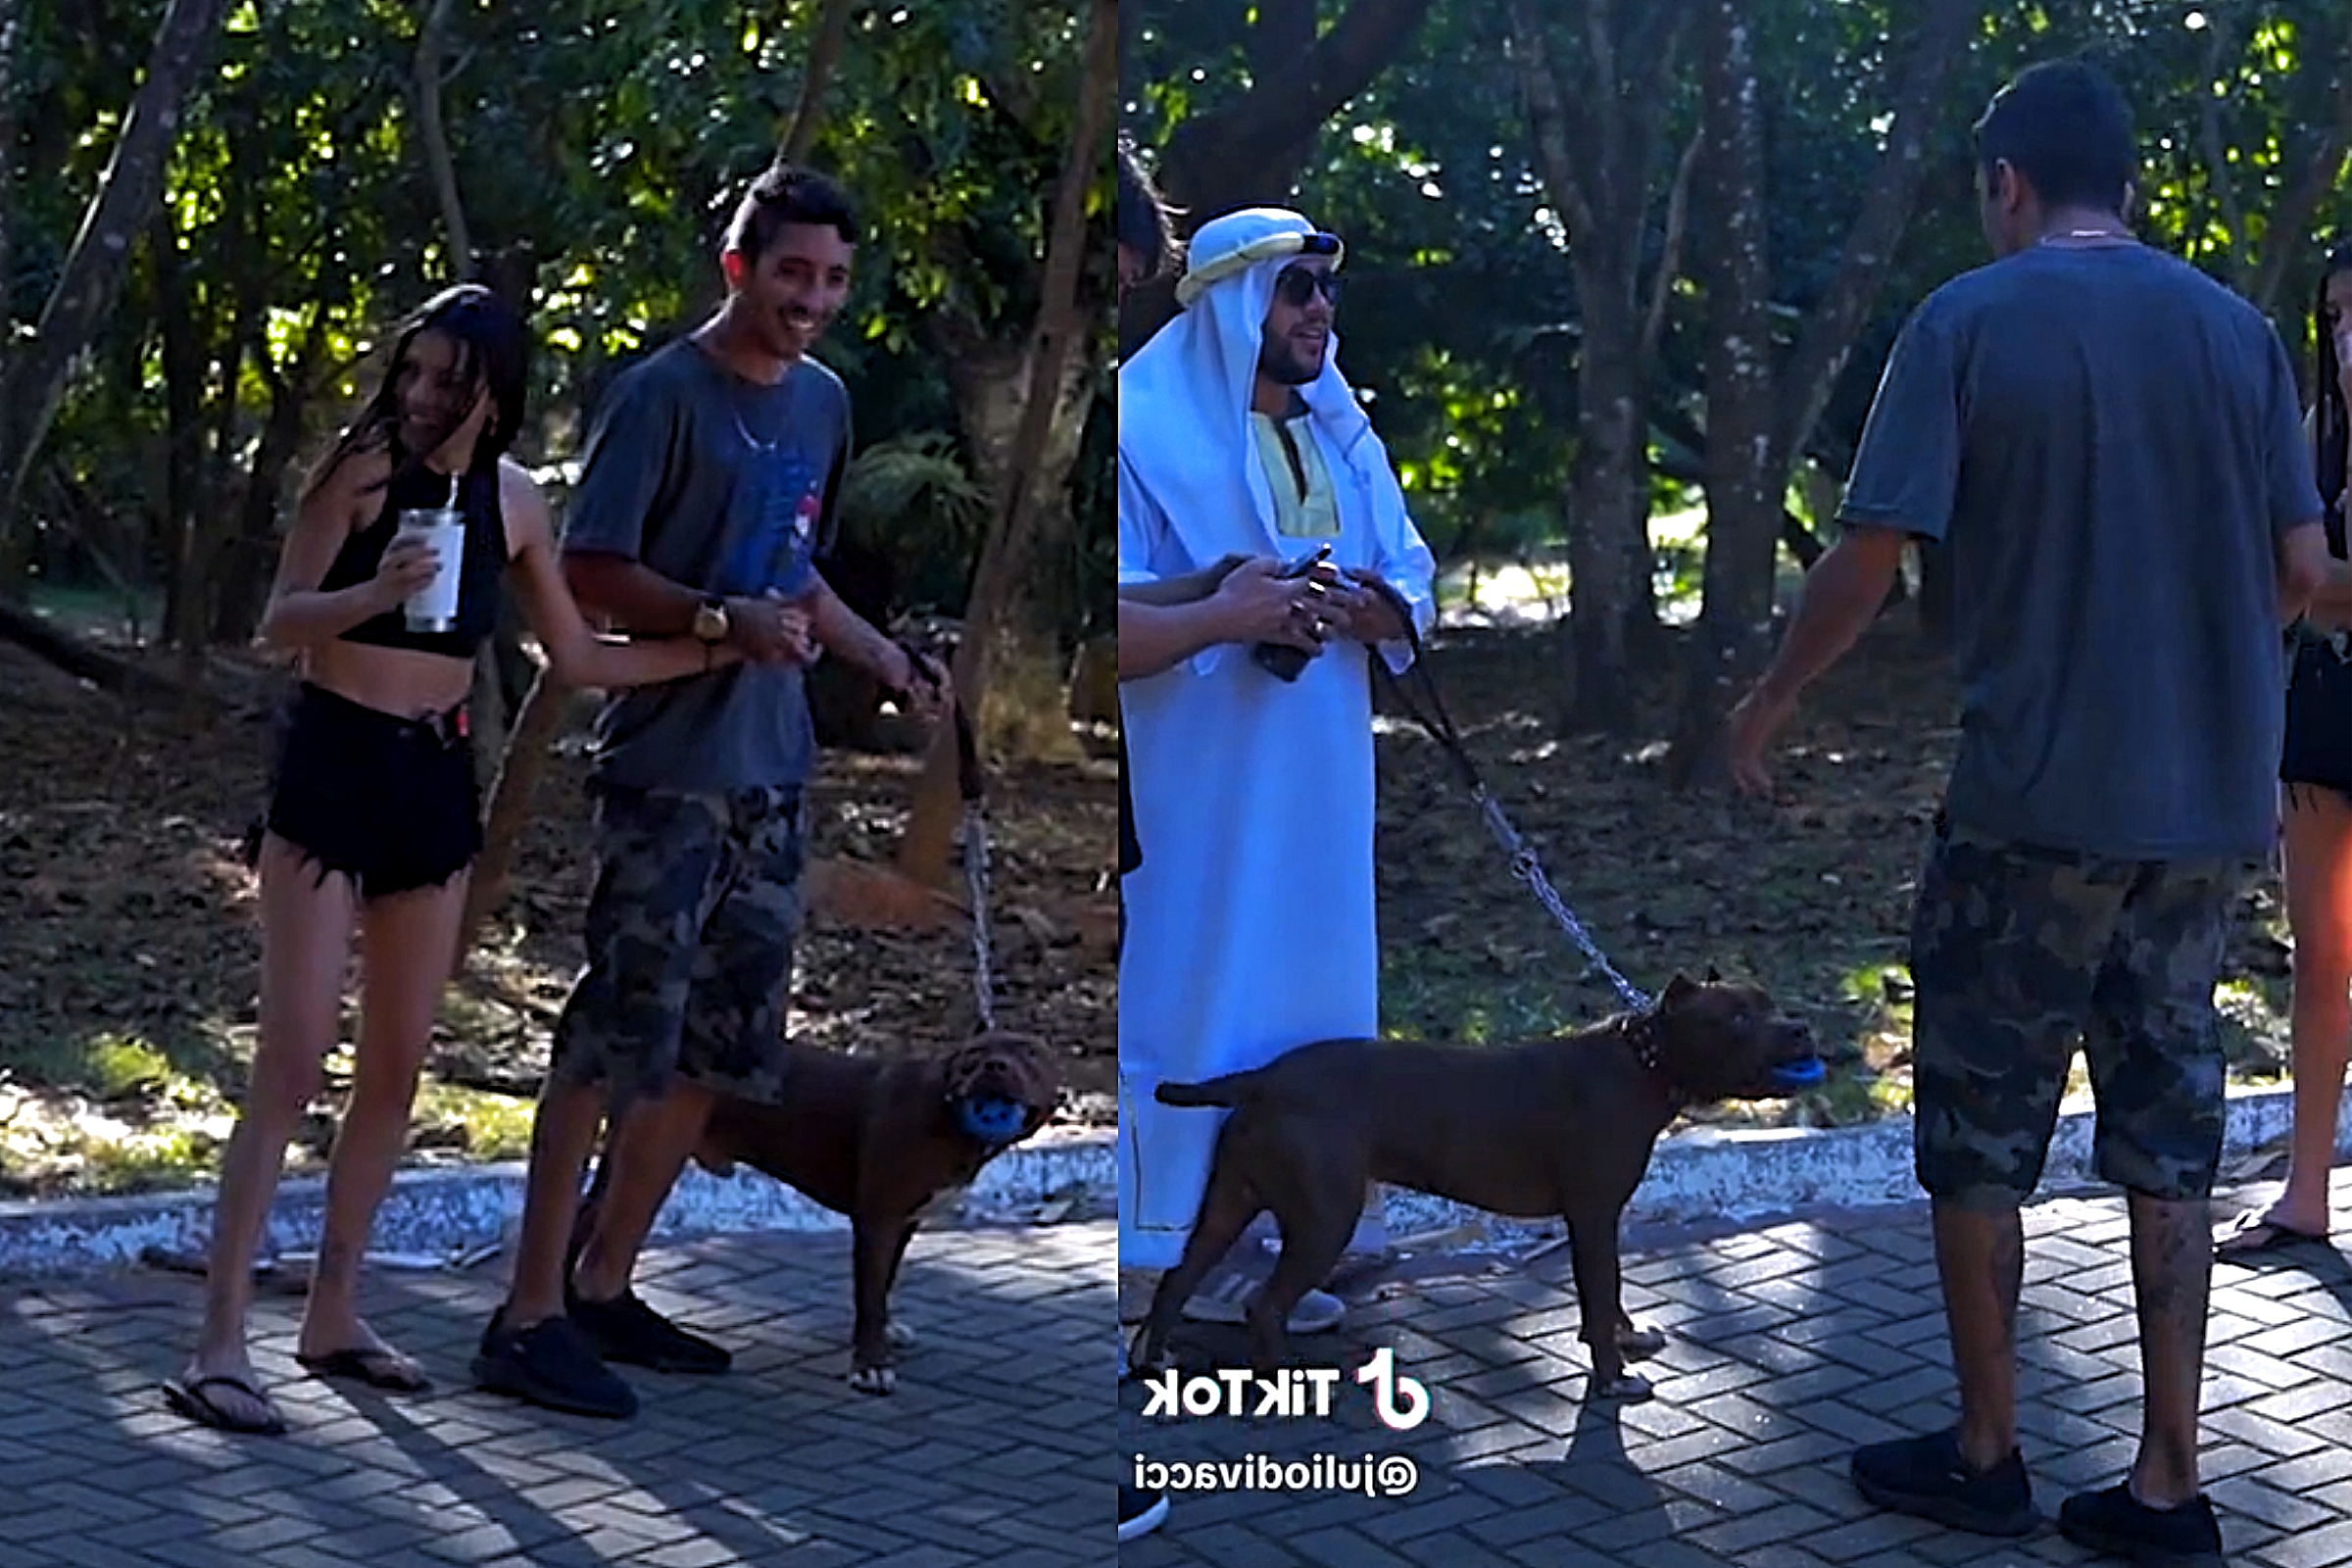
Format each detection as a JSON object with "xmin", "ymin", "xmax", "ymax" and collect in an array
[{"xmin": 303, "ymin": 638, "xmax": 474, "ymax": 720}]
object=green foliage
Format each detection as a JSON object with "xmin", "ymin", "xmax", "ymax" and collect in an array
[
  {"xmin": 7, "ymin": 0, "xmax": 1109, "ymax": 644},
  {"xmin": 76, "ymin": 1033, "xmax": 173, "ymax": 1101},
  {"xmin": 1131, "ymin": 0, "xmax": 2352, "ymax": 577}
]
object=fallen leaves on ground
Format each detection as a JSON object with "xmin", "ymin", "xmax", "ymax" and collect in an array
[{"xmin": 0, "ymin": 641, "xmax": 1114, "ymax": 1197}]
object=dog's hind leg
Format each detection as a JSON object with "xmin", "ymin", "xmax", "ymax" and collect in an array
[
  {"xmin": 1246, "ymin": 1205, "xmax": 1350, "ymax": 1379},
  {"xmin": 1132, "ymin": 1145, "xmax": 1263, "ymax": 1375}
]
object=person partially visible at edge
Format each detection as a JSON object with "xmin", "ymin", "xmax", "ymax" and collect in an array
[
  {"xmin": 470, "ymin": 163, "xmax": 947, "ymax": 1421},
  {"xmin": 2215, "ymin": 238, "xmax": 2352, "ymax": 1265},
  {"xmin": 1723, "ymin": 58, "xmax": 2328, "ymax": 1564},
  {"xmin": 167, "ymin": 283, "xmax": 744, "ymax": 1436},
  {"xmin": 1116, "ymin": 202, "xmax": 1437, "ymax": 1334}
]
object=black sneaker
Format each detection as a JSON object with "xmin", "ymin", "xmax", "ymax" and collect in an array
[
  {"xmin": 1851, "ymin": 1429, "xmax": 2038, "ymax": 1537},
  {"xmin": 2058, "ymin": 1484, "xmax": 2224, "ymax": 1565},
  {"xmin": 470, "ymin": 1311, "xmax": 637, "ymax": 1419},
  {"xmin": 568, "ymin": 1287, "xmax": 732, "ymax": 1374},
  {"xmin": 1117, "ymin": 1484, "xmax": 1169, "ymax": 1544}
]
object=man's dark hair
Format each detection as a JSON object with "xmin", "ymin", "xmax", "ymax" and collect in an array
[
  {"xmin": 725, "ymin": 162, "xmax": 859, "ymax": 263},
  {"xmin": 1974, "ymin": 59, "xmax": 2137, "ymax": 214},
  {"xmin": 1118, "ymin": 134, "xmax": 1178, "ymax": 278}
]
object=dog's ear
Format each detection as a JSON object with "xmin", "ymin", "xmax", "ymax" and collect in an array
[
  {"xmin": 1660, "ymin": 972, "xmax": 1698, "ymax": 1008},
  {"xmin": 1703, "ymin": 963, "xmax": 1723, "ymax": 985}
]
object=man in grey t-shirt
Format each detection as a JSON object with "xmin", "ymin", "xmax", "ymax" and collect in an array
[
  {"xmin": 1725, "ymin": 60, "xmax": 2328, "ymax": 1563},
  {"xmin": 472, "ymin": 164, "xmax": 946, "ymax": 1421}
]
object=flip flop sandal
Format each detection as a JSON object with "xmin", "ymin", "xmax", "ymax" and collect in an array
[
  {"xmin": 2213, "ymin": 1211, "xmax": 2329, "ymax": 1261},
  {"xmin": 163, "ymin": 1373, "xmax": 287, "ymax": 1435},
  {"xmin": 296, "ymin": 1347, "xmax": 432, "ymax": 1393}
]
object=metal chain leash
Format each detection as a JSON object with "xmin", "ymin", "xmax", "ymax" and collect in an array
[
  {"xmin": 903, "ymin": 638, "xmax": 1001, "ymax": 1034},
  {"xmin": 1473, "ymin": 788, "xmax": 1651, "ymax": 1011},
  {"xmin": 960, "ymin": 803, "xmax": 998, "ymax": 1032},
  {"xmin": 1356, "ymin": 580, "xmax": 1651, "ymax": 1014}
]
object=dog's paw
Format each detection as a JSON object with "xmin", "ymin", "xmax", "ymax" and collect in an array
[
  {"xmin": 849, "ymin": 1363, "xmax": 899, "ymax": 1396},
  {"xmin": 1591, "ymin": 1370, "xmax": 1654, "ymax": 1403},
  {"xmin": 1124, "ymin": 1327, "xmax": 1174, "ymax": 1381},
  {"xmin": 884, "ymin": 1321, "xmax": 917, "ymax": 1350},
  {"xmin": 1619, "ymin": 1324, "xmax": 1668, "ymax": 1360}
]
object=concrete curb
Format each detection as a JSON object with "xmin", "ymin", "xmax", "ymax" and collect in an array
[
  {"xmin": 1382, "ymin": 1080, "xmax": 2349, "ymax": 1244},
  {"xmin": 1, "ymin": 1084, "xmax": 2337, "ymax": 1279},
  {"xmin": 0, "ymin": 1135, "xmax": 1116, "ymax": 1280}
]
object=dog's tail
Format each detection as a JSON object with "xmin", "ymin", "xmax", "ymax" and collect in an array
[{"xmin": 1153, "ymin": 1067, "xmax": 1270, "ymax": 1108}]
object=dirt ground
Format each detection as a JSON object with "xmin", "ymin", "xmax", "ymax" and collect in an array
[
  {"xmin": 1370, "ymin": 608, "xmax": 2295, "ymax": 1132},
  {"xmin": 0, "ymin": 638, "xmax": 1116, "ymax": 1196},
  {"xmin": 0, "ymin": 600, "xmax": 2300, "ymax": 1194}
]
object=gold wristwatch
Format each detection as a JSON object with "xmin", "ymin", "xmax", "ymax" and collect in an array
[{"xmin": 691, "ymin": 597, "xmax": 731, "ymax": 645}]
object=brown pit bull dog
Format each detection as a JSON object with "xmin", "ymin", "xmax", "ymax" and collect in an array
[
  {"xmin": 679, "ymin": 1031, "xmax": 1061, "ymax": 1395},
  {"xmin": 1129, "ymin": 974, "xmax": 1817, "ymax": 1401}
]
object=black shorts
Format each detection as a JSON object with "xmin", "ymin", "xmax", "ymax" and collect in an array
[
  {"xmin": 266, "ymin": 683, "xmax": 481, "ymax": 900},
  {"xmin": 2282, "ymin": 636, "xmax": 2352, "ymax": 802}
]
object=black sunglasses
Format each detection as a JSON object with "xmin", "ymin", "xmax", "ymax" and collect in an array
[{"xmin": 1275, "ymin": 266, "xmax": 1344, "ymax": 308}]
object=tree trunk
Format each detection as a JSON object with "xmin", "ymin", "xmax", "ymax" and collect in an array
[
  {"xmin": 1665, "ymin": 0, "xmax": 1978, "ymax": 789},
  {"xmin": 779, "ymin": 0, "xmax": 857, "ymax": 164},
  {"xmin": 155, "ymin": 208, "xmax": 211, "ymax": 649},
  {"xmin": 0, "ymin": 595, "xmax": 222, "ymax": 710},
  {"xmin": 0, "ymin": 0, "xmax": 231, "ymax": 550},
  {"xmin": 0, "ymin": 0, "xmax": 18, "ymax": 348},
  {"xmin": 212, "ymin": 312, "xmax": 320, "ymax": 644},
  {"xmin": 459, "ymin": 662, "xmax": 569, "ymax": 956},
  {"xmin": 1507, "ymin": 0, "xmax": 1690, "ymax": 736},
  {"xmin": 1564, "ymin": 327, "xmax": 1644, "ymax": 734},
  {"xmin": 895, "ymin": 0, "xmax": 1115, "ymax": 888},
  {"xmin": 1671, "ymin": 0, "xmax": 1778, "ymax": 790},
  {"xmin": 1771, "ymin": 0, "xmax": 1982, "ymax": 472},
  {"xmin": 2247, "ymin": 34, "xmax": 2352, "ymax": 318}
]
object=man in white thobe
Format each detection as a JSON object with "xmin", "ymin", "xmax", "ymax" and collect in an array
[{"xmin": 1117, "ymin": 207, "xmax": 1438, "ymax": 1323}]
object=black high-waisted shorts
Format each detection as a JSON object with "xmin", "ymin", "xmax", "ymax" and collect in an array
[
  {"xmin": 2283, "ymin": 635, "xmax": 2352, "ymax": 807},
  {"xmin": 265, "ymin": 682, "xmax": 480, "ymax": 900}
]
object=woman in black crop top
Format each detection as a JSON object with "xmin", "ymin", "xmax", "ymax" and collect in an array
[
  {"xmin": 2220, "ymin": 243, "xmax": 2352, "ymax": 1260},
  {"xmin": 166, "ymin": 285, "xmax": 749, "ymax": 1435}
]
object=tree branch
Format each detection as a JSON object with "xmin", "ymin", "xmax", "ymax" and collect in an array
[
  {"xmin": 1507, "ymin": 0, "xmax": 1599, "ymax": 245},
  {"xmin": 1642, "ymin": 122, "xmax": 1703, "ymax": 364},
  {"xmin": 2194, "ymin": 9, "xmax": 2250, "ymax": 291},
  {"xmin": 2249, "ymin": 33, "xmax": 2352, "ymax": 316},
  {"xmin": 896, "ymin": 0, "xmax": 1116, "ymax": 885},
  {"xmin": 416, "ymin": 0, "xmax": 472, "ymax": 278},
  {"xmin": 1163, "ymin": 0, "xmax": 1437, "ymax": 214},
  {"xmin": 0, "ymin": 0, "xmax": 230, "ymax": 546},
  {"xmin": 1773, "ymin": 0, "xmax": 1982, "ymax": 474}
]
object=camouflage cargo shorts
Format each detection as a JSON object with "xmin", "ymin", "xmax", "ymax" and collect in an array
[
  {"xmin": 1911, "ymin": 812, "xmax": 2250, "ymax": 1209},
  {"xmin": 550, "ymin": 783, "xmax": 808, "ymax": 1104}
]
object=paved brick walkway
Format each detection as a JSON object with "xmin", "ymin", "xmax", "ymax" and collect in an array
[
  {"xmin": 8, "ymin": 1184, "xmax": 2352, "ymax": 1566},
  {"xmin": 1122, "ymin": 1184, "xmax": 2352, "ymax": 1568},
  {"xmin": 0, "ymin": 1219, "xmax": 1114, "ymax": 1568}
]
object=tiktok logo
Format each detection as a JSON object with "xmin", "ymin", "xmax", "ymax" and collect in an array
[{"xmin": 1353, "ymin": 1348, "xmax": 1431, "ymax": 1432}]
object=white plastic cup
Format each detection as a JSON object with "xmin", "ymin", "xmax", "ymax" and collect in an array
[{"xmin": 396, "ymin": 508, "xmax": 466, "ymax": 633}]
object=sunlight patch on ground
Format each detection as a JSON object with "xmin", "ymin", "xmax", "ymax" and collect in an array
[{"xmin": 1434, "ymin": 504, "xmax": 1713, "ymax": 630}]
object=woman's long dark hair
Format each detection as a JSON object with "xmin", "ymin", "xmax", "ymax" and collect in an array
[
  {"xmin": 303, "ymin": 283, "xmax": 529, "ymax": 502},
  {"xmin": 2314, "ymin": 240, "xmax": 2352, "ymax": 533}
]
